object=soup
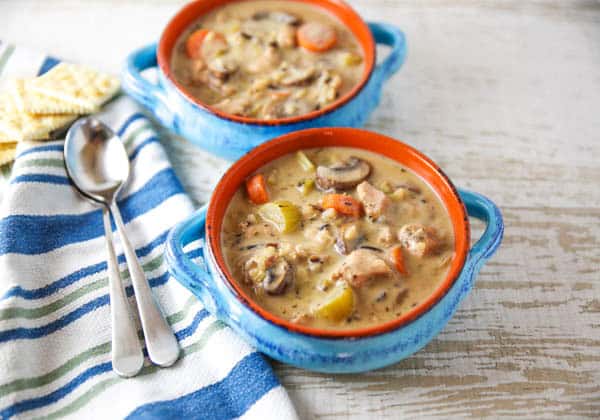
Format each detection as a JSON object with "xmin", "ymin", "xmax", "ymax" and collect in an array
[
  {"xmin": 171, "ymin": 0, "xmax": 365, "ymax": 120},
  {"xmin": 220, "ymin": 147, "xmax": 456, "ymax": 330}
]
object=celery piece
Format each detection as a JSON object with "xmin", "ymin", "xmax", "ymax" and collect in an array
[
  {"xmin": 297, "ymin": 179, "xmax": 315, "ymax": 196},
  {"xmin": 296, "ymin": 150, "xmax": 315, "ymax": 172},
  {"xmin": 258, "ymin": 200, "xmax": 301, "ymax": 233},
  {"xmin": 340, "ymin": 52, "xmax": 363, "ymax": 67}
]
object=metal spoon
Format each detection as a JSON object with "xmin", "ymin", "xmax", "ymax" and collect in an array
[
  {"xmin": 64, "ymin": 117, "xmax": 180, "ymax": 369},
  {"xmin": 64, "ymin": 122, "xmax": 143, "ymax": 377}
]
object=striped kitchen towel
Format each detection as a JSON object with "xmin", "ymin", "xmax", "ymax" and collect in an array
[{"xmin": 0, "ymin": 43, "xmax": 298, "ymax": 419}]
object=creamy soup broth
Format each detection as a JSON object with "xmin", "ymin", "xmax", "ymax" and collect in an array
[
  {"xmin": 171, "ymin": 0, "xmax": 365, "ymax": 120},
  {"xmin": 220, "ymin": 147, "xmax": 456, "ymax": 330}
]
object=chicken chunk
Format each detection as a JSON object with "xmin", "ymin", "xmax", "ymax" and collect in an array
[
  {"xmin": 242, "ymin": 246, "xmax": 278, "ymax": 284},
  {"xmin": 376, "ymin": 225, "xmax": 394, "ymax": 245},
  {"xmin": 334, "ymin": 249, "xmax": 392, "ymax": 288},
  {"xmin": 246, "ymin": 45, "xmax": 281, "ymax": 74},
  {"xmin": 213, "ymin": 97, "xmax": 251, "ymax": 116},
  {"xmin": 356, "ymin": 181, "xmax": 390, "ymax": 219},
  {"xmin": 397, "ymin": 224, "xmax": 441, "ymax": 257},
  {"xmin": 276, "ymin": 25, "xmax": 297, "ymax": 48}
]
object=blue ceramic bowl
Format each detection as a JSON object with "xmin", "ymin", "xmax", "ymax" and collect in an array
[
  {"xmin": 165, "ymin": 128, "xmax": 504, "ymax": 373},
  {"xmin": 121, "ymin": 0, "xmax": 407, "ymax": 160}
]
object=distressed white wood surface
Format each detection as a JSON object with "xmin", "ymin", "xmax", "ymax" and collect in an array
[{"xmin": 1, "ymin": 0, "xmax": 599, "ymax": 418}]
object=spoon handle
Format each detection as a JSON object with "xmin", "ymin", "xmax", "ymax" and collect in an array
[
  {"xmin": 110, "ymin": 203, "xmax": 180, "ymax": 367},
  {"xmin": 102, "ymin": 207, "xmax": 144, "ymax": 377}
]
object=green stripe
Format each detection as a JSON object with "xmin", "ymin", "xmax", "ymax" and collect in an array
[
  {"xmin": 0, "ymin": 295, "xmax": 199, "ymax": 399},
  {"xmin": 123, "ymin": 122, "xmax": 153, "ymax": 149},
  {"xmin": 166, "ymin": 295, "xmax": 198, "ymax": 325},
  {"xmin": 39, "ymin": 321, "xmax": 226, "ymax": 420},
  {"xmin": 0, "ymin": 254, "xmax": 164, "ymax": 321},
  {"xmin": 0, "ymin": 44, "xmax": 16, "ymax": 77},
  {"xmin": 14, "ymin": 158, "xmax": 65, "ymax": 170},
  {"xmin": 0, "ymin": 343, "xmax": 110, "ymax": 397}
]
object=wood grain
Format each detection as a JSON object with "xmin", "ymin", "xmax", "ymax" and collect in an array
[{"xmin": 1, "ymin": 0, "xmax": 599, "ymax": 418}]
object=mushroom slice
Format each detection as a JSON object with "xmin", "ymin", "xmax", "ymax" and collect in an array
[
  {"xmin": 251, "ymin": 10, "xmax": 300, "ymax": 25},
  {"xmin": 316, "ymin": 157, "xmax": 372, "ymax": 190},
  {"xmin": 263, "ymin": 259, "xmax": 294, "ymax": 295},
  {"xmin": 269, "ymin": 11, "xmax": 301, "ymax": 25},
  {"xmin": 251, "ymin": 10, "xmax": 270, "ymax": 20}
]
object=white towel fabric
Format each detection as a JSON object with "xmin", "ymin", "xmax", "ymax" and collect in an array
[{"xmin": 0, "ymin": 43, "xmax": 298, "ymax": 420}]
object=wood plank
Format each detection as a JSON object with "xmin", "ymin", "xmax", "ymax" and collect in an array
[{"xmin": 275, "ymin": 205, "xmax": 600, "ymax": 418}]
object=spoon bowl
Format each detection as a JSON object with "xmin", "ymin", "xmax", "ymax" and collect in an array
[{"xmin": 64, "ymin": 117, "xmax": 130, "ymax": 205}]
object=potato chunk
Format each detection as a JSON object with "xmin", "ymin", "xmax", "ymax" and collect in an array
[{"xmin": 314, "ymin": 282, "xmax": 355, "ymax": 321}]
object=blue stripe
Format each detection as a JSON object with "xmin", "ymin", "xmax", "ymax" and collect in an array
[
  {"xmin": 117, "ymin": 113, "xmax": 146, "ymax": 137},
  {"xmin": 15, "ymin": 144, "xmax": 64, "ymax": 159},
  {"xmin": 0, "ymin": 167, "xmax": 184, "ymax": 255},
  {"xmin": 0, "ymin": 251, "xmax": 203, "ymax": 343},
  {"xmin": 1, "ymin": 229, "xmax": 172, "ymax": 301},
  {"xmin": 0, "ymin": 309, "xmax": 209, "ymax": 419},
  {"xmin": 0, "ymin": 362, "xmax": 112, "ymax": 419},
  {"xmin": 10, "ymin": 174, "xmax": 71, "ymax": 185},
  {"xmin": 1, "ymin": 260, "xmax": 105, "ymax": 300},
  {"xmin": 129, "ymin": 136, "xmax": 158, "ymax": 161},
  {"xmin": 0, "ymin": 294, "xmax": 110, "ymax": 343},
  {"xmin": 37, "ymin": 56, "xmax": 61, "ymax": 76},
  {"xmin": 127, "ymin": 353, "xmax": 279, "ymax": 420},
  {"xmin": 174, "ymin": 305, "xmax": 209, "ymax": 341}
]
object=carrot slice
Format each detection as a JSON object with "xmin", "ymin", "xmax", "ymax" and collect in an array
[
  {"xmin": 185, "ymin": 29, "xmax": 210, "ymax": 59},
  {"xmin": 322, "ymin": 194, "xmax": 363, "ymax": 218},
  {"xmin": 297, "ymin": 22, "xmax": 337, "ymax": 52},
  {"xmin": 391, "ymin": 245, "xmax": 408, "ymax": 275},
  {"xmin": 185, "ymin": 29, "xmax": 227, "ymax": 59},
  {"xmin": 246, "ymin": 174, "xmax": 269, "ymax": 204}
]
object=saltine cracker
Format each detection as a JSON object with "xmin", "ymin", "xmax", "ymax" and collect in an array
[{"xmin": 24, "ymin": 63, "xmax": 120, "ymax": 114}]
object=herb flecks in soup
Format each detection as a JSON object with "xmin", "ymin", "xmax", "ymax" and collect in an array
[
  {"xmin": 171, "ymin": 0, "xmax": 365, "ymax": 120},
  {"xmin": 221, "ymin": 148, "xmax": 456, "ymax": 330}
]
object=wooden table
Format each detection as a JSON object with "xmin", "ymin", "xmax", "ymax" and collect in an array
[{"xmin": 2, "ymin": 1, "xmax": 599, "ymax": 418}]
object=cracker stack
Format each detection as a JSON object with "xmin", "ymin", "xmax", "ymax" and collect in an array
[{"xmin": 0, "ymin": 63, "xmax": 120, "ymax": 166}]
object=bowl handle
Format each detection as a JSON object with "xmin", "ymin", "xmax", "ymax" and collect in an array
[
  {"xmin": 368, "ymin": 22, "xmax": 407, "ymax": 84},
  {"xmin": 459, "ymin": 189, "xmax": 504, "ymax": 274},
  {"xmin": 122, "ymin": 43, "xmax": 175, "ymax": 130},
  {"xmin": 165, "ymin": 205, "xmax": 219, "ymax": 314}
]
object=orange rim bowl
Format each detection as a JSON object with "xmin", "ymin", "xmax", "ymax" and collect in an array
[
  {"xmin": 157, "ymin": 0, "xmax": 376, "ymax": 126},
  {"xmin": 206, "ymin": 128, "xmax": 471, "ymax": 339}
]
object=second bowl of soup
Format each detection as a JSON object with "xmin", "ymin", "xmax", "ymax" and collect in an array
[
  {"xmin": 166, "ymin": 128, "xmax": 504, "ymax": 372},
  {"xmin": 122, "ymin": 0, "xmax": 406, "ymax": 159}
]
